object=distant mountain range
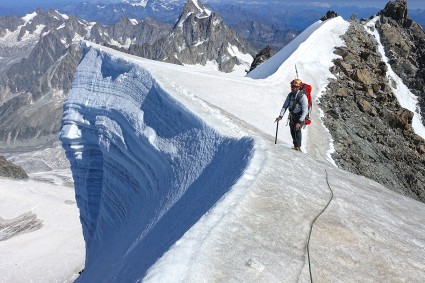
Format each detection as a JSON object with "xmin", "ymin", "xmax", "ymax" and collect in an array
[
  {"xmin": 0, "ymin": 0, "xmax": 254, "ymax": 150},
  {"xmin": 1, "ymin": 0, "xmax": 423, "ymax": 52}
]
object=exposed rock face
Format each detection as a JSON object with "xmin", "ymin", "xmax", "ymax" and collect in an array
[
  {"xmin": 0, "ymin": 155, "xmax": 28, "ymax": 178},
  {"xmin": 247, "ymin": 45, "xmax": 272, "ymax": 73},
  {"xmin": 321, "ymin": 22, "xmax": 425, "ymax": 202},
  {"xmin": 381, "ymin": 0, "xmax": 408, "ymax": 23},
  {"xmin": 89, "ymin": 17, "xmax": 171, "ymax": 49},
  {"xmin": 129, "ymin": 0, "xmax": 254, "ymax": 72},
  {"xmin": 0, "ymin": 10, "xmax": 86, "ymax": 150},
  {"xmin": 376, "ymin": 0, "xmax": 425, "ymax": 122}
]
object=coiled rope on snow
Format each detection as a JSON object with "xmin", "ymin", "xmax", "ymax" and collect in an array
[{"xmin": 306, "ymin": 169, "xmax": 334, "ymax": 283}]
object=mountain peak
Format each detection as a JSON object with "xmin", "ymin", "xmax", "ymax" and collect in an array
[
  {"xmin": 186, "ymin": 0, "xmax": 210, "ymax": 14},
  {"xmin": 175, "ymin": 0, "xmax": 212, "ymax": 27},
  {"xmin": 381, "ymin": 0, "xmax": 408, "ymax": 23}
]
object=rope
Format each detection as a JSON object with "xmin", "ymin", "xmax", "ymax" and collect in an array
[{"xmin": 306, "ymin": 169, "xmax": 334, "ymax": 283}]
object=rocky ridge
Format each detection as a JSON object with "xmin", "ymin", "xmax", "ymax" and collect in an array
[
  {"xmin": 376, "ymin": 0, "xmax": 425, "ymax": 123},
  {"xmin": 321, "ymin": 19, "xmax": 425, "ymax": 202}
]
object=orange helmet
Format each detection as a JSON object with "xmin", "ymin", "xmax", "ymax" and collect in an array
[{"xmin": 290, "ymin": 79, "xmax": 302, "ymax": 87}]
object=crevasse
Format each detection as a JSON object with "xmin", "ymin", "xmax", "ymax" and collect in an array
[{"xmin": 60, "ymin": 46, "xmax": 254, "ymax": 282}]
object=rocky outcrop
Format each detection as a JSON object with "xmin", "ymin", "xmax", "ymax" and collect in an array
[
  {"xmin": 0, "ymin": 155, "xmax": 28, "ymax": 179},
  {"xmin": 381, "ymin": 0, "xmax": 408, "ymax": 23},
  {"xmin": 321, "ymin": 22, "xmax": 425, "ymax": 202},
  {"xmin": 376, "ymin": 0, "xmax": 425, "ymax": 122},
  {"xmin": 321, "ymin": 10, "xmax": 339, "ymax": 21},
  {"xmin": 247, "ymin": 45, "xmax": 272, "ymax": 73}
]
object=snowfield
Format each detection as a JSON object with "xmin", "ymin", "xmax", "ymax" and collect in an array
[
  {"xmin": 1, "ymin": 16, "xmax": 425, "ymax": 283},
  {"xmin": 0, "ymin": 172, "xmax": 84, "ymax": 283}
]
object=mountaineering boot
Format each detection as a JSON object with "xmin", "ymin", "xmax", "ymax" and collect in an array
[{"xmin": 292, "ymin": 147, "xmax": 301, "ymax": 152}]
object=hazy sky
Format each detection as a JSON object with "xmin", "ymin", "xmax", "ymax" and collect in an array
[
  {"xmin": 0, "ymin": 0, "xmax": 422, "ymax": 10},
  {"xmin": 300, "ymin": 0, "xmax": 423, "ymax": 10}
]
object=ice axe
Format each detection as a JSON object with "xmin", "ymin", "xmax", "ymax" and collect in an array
[{"xmin": 274, "ymin": 120, "xmax": 279, "ymax": 144}]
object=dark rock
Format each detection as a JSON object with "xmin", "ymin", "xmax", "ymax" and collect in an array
[
  {"xmin": 0, "ymin": 155, "xmax": 28, "ymax": 179},
  {"xmin": 247, "ymin": 45, "xmax": 272, "ymax": 73},
  {"xmin": 381, "ymin": 0, "xmax": 408, "ymax": 24},
  {"xmin": 320, "ymin": 11, "xmax": 339, "ymax": 21}
]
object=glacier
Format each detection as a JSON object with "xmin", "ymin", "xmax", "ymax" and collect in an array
[{"xmin": 60, "ymin": 47, "xmax": 254, "ymax": 281}]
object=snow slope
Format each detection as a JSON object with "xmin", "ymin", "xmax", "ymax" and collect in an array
[
  {"xmin": 58, "ymin": 16, "xmax": 425, "ymax": 282},
  {"xmin": 0, "ymin": 172, "xmax": 84, "ymax": 283}
]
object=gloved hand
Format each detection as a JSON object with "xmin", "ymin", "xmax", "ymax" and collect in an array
[
  {"xmin": 275, "ymin": 116, "xmax": 282, "ymax": 123},
  {"xmin": 296, "ymin": 120, "xmax": 305, "ymax": 130}
]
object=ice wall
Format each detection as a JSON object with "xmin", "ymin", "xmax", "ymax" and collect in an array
[{"xmin": 60, "ymin": 47, "xmax": 254, "ymax": 281}]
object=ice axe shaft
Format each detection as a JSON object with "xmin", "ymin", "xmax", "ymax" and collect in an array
[
  {"xmin": 275, "ymin": 120, "xmax": 279, "ymax": 144},
  {"xmin": 295, "ymin": 64, "xmax": 299, "ymax": 79}
]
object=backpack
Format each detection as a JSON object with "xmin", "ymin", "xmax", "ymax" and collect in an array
[{"xmin": 299, "ymin": 83, "xmax": 312, "ymax": 125}]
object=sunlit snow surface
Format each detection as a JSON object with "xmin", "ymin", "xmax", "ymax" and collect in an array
[{"xmin": 0, "ymin": 172, "xmax": 84, "ymax": 283}]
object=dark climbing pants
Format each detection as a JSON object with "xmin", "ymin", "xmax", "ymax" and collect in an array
[{"xmin": 290, "ymin": 115, "xmax": 302, "ymax": 148}]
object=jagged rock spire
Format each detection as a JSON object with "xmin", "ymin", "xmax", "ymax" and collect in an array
[
  {"xmin": 164, "ymin": 0, "xmax": 253, "ymax": 72},
  {"xmin": 175, "ymin": 0, "xmax": 212, "ymax": 28}
]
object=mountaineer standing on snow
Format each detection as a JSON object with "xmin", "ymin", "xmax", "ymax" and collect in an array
[{"xmin": 275, "ymin": 79, "xmax": 308, "ymax": 151}]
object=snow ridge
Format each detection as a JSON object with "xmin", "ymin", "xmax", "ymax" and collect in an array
[{"xmin": 60, "ymin": 46, "xmax": 254, "ymax": 281}]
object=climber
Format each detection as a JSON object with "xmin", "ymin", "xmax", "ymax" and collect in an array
[{"xmin": 275, "ymin": 79, "xmax": 309, "ymax": 151}]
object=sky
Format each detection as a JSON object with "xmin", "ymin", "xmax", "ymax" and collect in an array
[
  {"xmin": 0, "ymin": 0, "xmax": 422, "ymax": 10},
  {"xmin": 1, "ymin": 13, "xmax": 425, "ymax": 283}
]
